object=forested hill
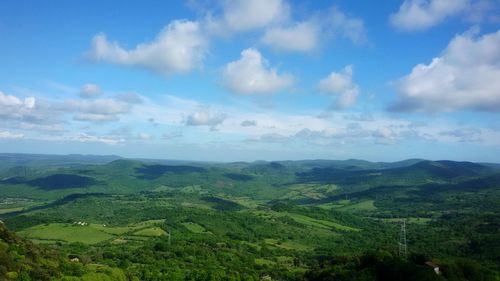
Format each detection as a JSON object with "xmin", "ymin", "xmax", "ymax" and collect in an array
[
  {"xmin": 0, "ymin": 155, "xmax": 499, "ymax": 280},
  {"xmin": 0, "ymin": 222, "xmax": 127, "ymax": 280},
  {"xmin": 0, "ymin": 222, "xmax": 497, "ymax": 281}
]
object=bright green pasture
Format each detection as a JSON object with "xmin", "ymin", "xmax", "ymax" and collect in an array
[
  {"xmin": 133, "ymin": 227, "xmax": 166, "ymax": 237},
  {"xmin": 182, "ymin": 222, "xmax": 211, "ymax": 234},
  {"xmin": 19, "ymin": 223, "xmax": 113, "ymax": 244}
]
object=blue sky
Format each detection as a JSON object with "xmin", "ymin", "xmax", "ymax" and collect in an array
[{"xmin": 1, "ymin": 0, "xmax": 500, "ymax": 162}]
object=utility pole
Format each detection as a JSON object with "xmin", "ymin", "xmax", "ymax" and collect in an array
[{"xmin": 399, "ymin": 219, "xmax": 407, "ymax": 259}]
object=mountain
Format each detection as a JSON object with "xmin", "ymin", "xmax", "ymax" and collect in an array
[{"xmin": 0, "ymin": 153, "xmax": 121, "ymax": 171}]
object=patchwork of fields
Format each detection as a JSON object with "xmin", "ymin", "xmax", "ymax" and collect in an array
[{"xmin": 1, "ymin": 156, "xmax": 499, "ymax": 280}]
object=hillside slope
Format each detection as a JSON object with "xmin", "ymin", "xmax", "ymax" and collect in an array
[{"xmin": 0, "ymin": 222, "xmax": 125, "ymax": 281}]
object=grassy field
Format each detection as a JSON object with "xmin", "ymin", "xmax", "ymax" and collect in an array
[
  {"xmin": 281, "ymin": 184, "xmax": 338, "ymax": 200},
  {"xmin": 337, "ymin": 200, "xmax": 377, "ymax": 212},
  {"xmin": 182, "ymin": 222, "xmax": 211, "ymax": 234},
  {"xmin": 91, "ymin": 219, "xmax": 165, "ymax": 235},
  {"xmin": 0, "ymin": 207, "xmax": 24, "ymax": 214},
  {"xmin": 18, "ymin": 219, "xmax": 167, "ymax": 244},
  {"xmin": 18, "ymin": 223, "xmax": 114, "ymax": 244},
  {"xmin": 133, "ymin": 227, "xmax": 167, "ymax": 237},
  {"xmin": 316, "ymin": 202, "xmax": 345, "ymax": 210},
  {"xmin": 285, "ymin": 213, "xmax": 361, "ymax": 231},
  {"xmin": 251, "ymin": 209, "xmax": 359, "ymax": 232},
  {"xmin": 90, "ymin": 224, "xmax": 132, "ymax": 235}
]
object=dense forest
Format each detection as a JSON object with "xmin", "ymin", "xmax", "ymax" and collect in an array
[{"xmin": 0, "ymin": 154, "xmax": 499, "ymax": 280}]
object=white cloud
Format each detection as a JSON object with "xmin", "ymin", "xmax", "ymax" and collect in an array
[
  {"xmin": 259, "ymin": 6, "xmax": 366, "ymax": 52},
  {"xmin": 215, "ymin": 0, "xmax": 289, "ymax": 33},
  {"xmin": 73, "ymin": 133, "xmax": 125, "ymax": 145},
  {"xmin": 391, "ymin": 29, "xmax": 500, "ymax": 112},
  {"xmin": 325, "ymin": 7, "xmax": 366, "ymax": 44},
  {"xmin": 24, "ymin": 97, "xmax": 36, "ymax": 108},
  {"xmin": 73, "ymin": 113, "xmax": 120, "ymax": 122},
  {"xmin": 0, "ymin": 131, "xmax": 24, "ymax": 139},
  {"xmin": 80, "ymin": 83, "xmax": 102, "ymax": 99},
  {"xmin": 0, "ymin": 91, "xmax": 35, "ymax": 108},
  {"xmin": 89, "ymin": 20, "xmax": 207, "ymax": 76},
  {"xmin": 65, "ymin": 98, "xmax": 131, "ymax": 122},
  {"xmin": 0, "ymin": 91, "xmax": 37, "ymax": 120},
  {"xmin": 261, "ymin": 21, "xmax": 319, "ymax": 52},
  {"xmin": 71, "ymin": 99, "xmax": 130, "ymax": 115},
  {"xmin": 186, "ymin": 109, "xmax": 226, "ymax": 129},
  {"xmin": 390, "ymin": 0, "xmax": 469, "ymax": 31},
  {"xmin": 222, "ymin": 48, "xmax": 294, "ymax": 95},
  {"xmin": 318, "ymin": 65, "xmax": 360, "ymax": 109}
]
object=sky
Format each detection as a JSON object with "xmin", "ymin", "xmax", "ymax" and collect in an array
[{"xmin": 1, "ymin": 0, "xmax": 500, "ymax": 162}]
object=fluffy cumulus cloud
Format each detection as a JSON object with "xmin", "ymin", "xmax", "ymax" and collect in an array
[
  {"xmin": 260, "ymin": 6, "xmax": 365, "ymax": 52},
  {"xmin": 222, "ymin": 48, "xmax": 294, "ymax": 95},
  {"xmin": 0, "ymin": 91, "xmax": 72, "ymax": 134},
  {"xmin": 0, "ymin": 87, "xmax": 144, "ymax": 144},
  {"xmin": 66, "ymin": 98, "xmax": 131, "ymax": 122},
  {"xmin": 261, "ymin": 21, "xmax": 319, "ymax": 52},
  {"xmin": 186, "ymin": 109, "xmax": 226, "ymax": 129},
  {"xmin": 79, "ymin": 83, "xmax": 102, "ymax": 99},
  {"xmin": 0, "ymin": 91, "xmax": 35, "ymax": 109},
  {"xmin": 391, "ymin": 29, "xmax": 500, "ymax": 112},
  {"xmin": 0, "ymin": 91, "xmax": 36, "ymax": 119},
  {"xmin": 390, "ymin": 0, "xmax": 469, "ymax": 31},
  {"xmin": 215, "ymin": 0, "xmax": 288, "ymax": 33},
  {"xmin": 318, "ymin": 65, "xmax": 359, "ymax": 109},
  {"xmin": 89, "ymin": 20, "xmax": 207, "ymax": 76}
]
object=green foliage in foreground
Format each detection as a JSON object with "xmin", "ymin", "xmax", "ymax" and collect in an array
[
  {"xmin": 1, "ymin": 222, "xmax": 497, "ymax": 281},
  {"xmin": 0, "ymin": 223, "xmax": 127, "ymax": 281}
]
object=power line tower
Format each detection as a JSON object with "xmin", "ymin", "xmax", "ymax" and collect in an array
[{"xmin": 399, "ymin": 219, "xmax": 407, "ymax": 259}]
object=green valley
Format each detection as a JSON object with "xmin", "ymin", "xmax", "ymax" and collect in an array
[{"xmin": 0, "ymin": 154, "xmax": 499, "ymax": 280}]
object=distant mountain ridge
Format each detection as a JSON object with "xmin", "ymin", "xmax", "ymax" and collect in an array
[{"xmin": 0, "ymin": 153, "xmax": 121, "ymax": 171}]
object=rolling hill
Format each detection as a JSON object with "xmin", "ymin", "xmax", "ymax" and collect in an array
[{"xmin": 0, "ymin": 154, "xmax": 498, "ymax": 280}]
